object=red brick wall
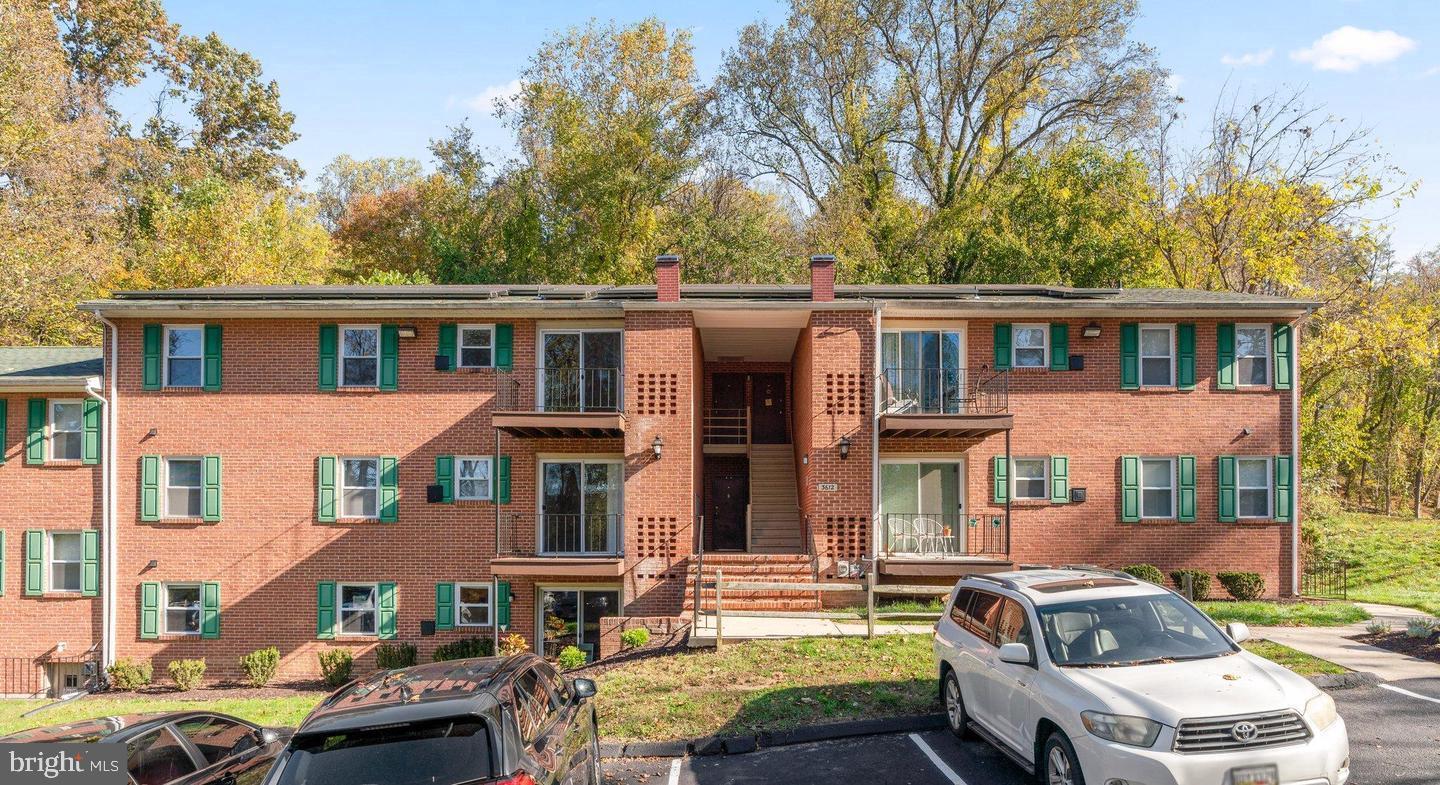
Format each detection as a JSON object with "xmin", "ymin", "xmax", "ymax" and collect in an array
[{"xmin": 596, "ymin": 614, "xmax": 689, "ymax": 659}]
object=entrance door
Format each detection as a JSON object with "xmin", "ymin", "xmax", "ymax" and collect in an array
[
  {"xmin": 712, "ymin": 373, "xmax": 745, "ymax": 410},
  {"xmin": 750, "ymin": 373, "xmax": 787, "ymax": 444},
  {"xmin": 879, "ymin": 460, "xmax": 965, "ymax": 555},
  {"xmin": 707, "ymin": 466, "xmax": 748, "ymax": 550},
  {"xmin": 539, "ymin": 588, "xmax": 621, "ymax": 661}
]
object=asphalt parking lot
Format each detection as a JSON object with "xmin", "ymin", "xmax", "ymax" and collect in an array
[{"xmin": 604, "ymin": 679, "xmax": 1440, "ymax": 785}]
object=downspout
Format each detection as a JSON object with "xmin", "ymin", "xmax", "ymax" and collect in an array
[
  {"xmin": 90, "ymin": 310, "xmax": 119, "ymax": 670},
  {"xmin": 870, "ymin": 303, "xmax": 882, "ymax": 564},
  {"xmin": 1291, "ymin": 322, "xmax": 1301, "ymax": 596}
]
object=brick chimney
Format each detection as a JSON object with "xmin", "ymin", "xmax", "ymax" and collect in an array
[
  {"xmin": 655, "ymin": 255, "xmax": 681, "ymax": 302},
  {"xmin": 810, "ymin": 255, "xmax": 836, "ymax": 302}
]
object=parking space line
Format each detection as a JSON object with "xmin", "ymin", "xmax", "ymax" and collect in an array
[
  {"xmin": 666, "ymin": 757, "xmax": 681, "ymax": 785},
  {"xmin": 908, "ymin": 733, "xmax": 969, "ymax": 785},
  {"xmin": 1379, "ymin": 683, "xmax": 1440, "ymax": 705}
]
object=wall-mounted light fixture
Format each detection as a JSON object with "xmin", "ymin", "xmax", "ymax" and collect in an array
[
  {"xmin": 651, "ymin": 435, "xmax": 664, "ymax": 459},
  {"xmin": 838, "ymin": 436, "xmax": 852, "ymax": 460},
  {"xmin": 398, "ymin": 325, "xmax": 418, "ymax": 339},
  {"xmin": 1082, "ymin": 322, "xmax": 1102, "ymax": 338},
  {"xmin": 146, "ymin": 559, "xmax": 158, "ymax": 570},
  {"xmin": 146, "ymin": 428, "xmax": 158, "ymax": 438}
]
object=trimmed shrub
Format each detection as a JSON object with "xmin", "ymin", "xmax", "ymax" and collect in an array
[
  {"xmin": 1406, "ymin": 618, "xmax": 1438, "ymax": 639},
  {"xmin": 1169, "ymin": 569, "xmax": 1212, "ymax": 601},
  {"xmin": 167, "ymin": 659, "xmax": 206, "ymax": 691},
  {"xmin": 1216, "ymin": 571, "xmax": 1266, "ymax": 601},
  {"xmin": 620, "ymin": 627, "xmax": 651, "ymax": 650},
  {"xmin": 1122, "ymin": 564, "xmax": 1165, "ymax": 585},
  {"xmin": 107, "ymin": 658, "xmax": 153, "ymax": 690},
  {"xmin": 239, "ymin": 647, "xmax": 280, "ymax": 688},
  {"xmin": 432, "ymin": 637, "xmax": 495, "ymax": 662},
  {"xmin": 375, "ymin": 642, "xmax": 418, "ymax": 670},
  {"xmin": 498, "ymin": 633, "xmax": 528, "ymax": 656},
  {"xmin": 1365, "ymin": 621, "xmax": 1391, "ymax": 636},
  {"xmin": 318, "ymin": 649, "xmax": 354, "ymax": 688},
  {"xmin": 556, "ymin": 646, "xmax": 587, "ymax": 670}
]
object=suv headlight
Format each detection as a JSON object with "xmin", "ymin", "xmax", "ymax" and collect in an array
[
  {"xmin": 1080, "ymin": 711, "xmax": 1162, "ymax": 747},
  {"xmin": 1303, "ymin": 693, "xmax": 1338, "ymax": 731}
]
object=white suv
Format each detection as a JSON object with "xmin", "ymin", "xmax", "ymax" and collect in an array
[{"xmin": 932, "ymin": 568, "xmax": 1349, "ymax": 785}]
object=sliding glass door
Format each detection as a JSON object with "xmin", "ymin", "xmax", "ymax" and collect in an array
[
  {"xmin": 540, "ymin": 460, "xmax": 622, "ymax": 554},
  {"xmin": 541, "ymin": 330, "xmax": 622, "ymax": 412},
  {"xmin": 879, "ymin": 460, "xmax": 964, "ymax": 556},
  {"xmin": 880, "ymin": 330, "xmax": 965, "ymax": 414},
  {"xmin": 539, "ymin": 588, "xmax": 621, "ymax": 661}
]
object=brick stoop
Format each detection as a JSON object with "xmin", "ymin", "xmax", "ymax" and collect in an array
[{"xmin": 685, "ymin": 553, "xmax": 856, "ymax": 613}]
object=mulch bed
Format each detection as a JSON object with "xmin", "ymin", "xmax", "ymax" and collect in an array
[
  {"xmin": 1350, "ymin": 631, "xmax": 1440, "ymax": 664},
  {"xmin": 571, "ymin": 639, "xmax": 691, "ymax": 678},
  {"xmin": 103, "ymin": 680, "xmax": 330, "ymax": 700}
]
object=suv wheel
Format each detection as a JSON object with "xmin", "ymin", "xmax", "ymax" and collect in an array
[
  {"xmin": 1041, "ymin": 733, "xmax": 1085, "ymax": 785},
  {"xmin": 942, "ymin": 670, "xmax": 969, "ymax": 739}
]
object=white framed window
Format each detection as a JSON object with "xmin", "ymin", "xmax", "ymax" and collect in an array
[
  {"xmin": 165, "ymin": 458, "xmax": 203, "ymax": 518},
  {"xmin": 1235, "ymin": 325, "xmax": 1271, "ymax": 387},
  {"xmin": 339, "ymin": 583, "xmax": 377, "ymax": 636},
  {"xmin": 456, "ymin": 457, "xmax": 493, "ymax": 501},
  {"xmin": 164, "ymin": 325, "xmax": 203, "ymax": 387},
  {"xmin": 48, "ymin": 531, "xmax": 82, "ymax": 592},
  {"xmin": 1140, "ymin": 458, "xmax": 1175, "ymax": 519},
  {"xmin": 459, "ymin": 325, "xmax": 494, "ymax": 369},
  {"xmin": 1012, "ymin": 324, "xmax": 1048, "ymax": 368},
  {"xmin": 456, "ymin": 583, "xmax": 492, "ymax": 627},
  {"xmin": 341, "ymin": 458, "xmax": 379, "ymax": 519},
  {"xmin": 165, "ymin": 584, "xmax": 202, "ymax": 635},
  {"xmin": 340, "ymin": 325, "xmax": 380, "ymax": 387},
  {"xmin": 49, "ymin": 400, "xmax": 83, "ymax": 461},
  {"xmin": 1011, "ymin": 458, "xmax": 1048, "ymax": 500},
  {"xmin": 1237, "ymin": 457, "xmax": 1272, "ymax": 519},
  {"xmin": 1139, "ymin": 324, "xmax": 1174, "ymax": 387}
]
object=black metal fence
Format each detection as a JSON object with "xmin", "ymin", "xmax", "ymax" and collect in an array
[
  {"xmin": 877, "ymin": 366, "xmax": 1009, "ymax": 415},
  {"xmin": 498, "ymin": 513, "xmax": 623, "ymax": 557},
  {"xmin": 1301, "ymin": 561, "xmax": 1349, "ymax": 600}
]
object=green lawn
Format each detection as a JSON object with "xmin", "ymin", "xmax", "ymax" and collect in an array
[
  {"xmin": 1308, "ymin": 511, "xmax": 1440, "ymax": 616},
  {"xmin": 0, "ymin": 693, "xmax": 324, "ymax": 737},
  {"xmin": 1197, "ymin": 601, "xmax": 1370, "ymax": 627},
  {"xmin": 1242, "ymin": 641, "xmax": 1348, "ymax": 676}
]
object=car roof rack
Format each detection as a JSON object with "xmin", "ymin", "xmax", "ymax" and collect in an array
[
  {"xmin": 1059, "ymin": 564, "xmax": 1137, "ymax": 580},
  {"xmin": 964, "ymin": 573, "xmax": 1019, "ymax": 590}
]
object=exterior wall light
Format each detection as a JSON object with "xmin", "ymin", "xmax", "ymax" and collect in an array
[
  {"xmin": 1082, "ymin": 322, "xmax": 1102, "ymax": 338},
  {"xmin": 652, "ymin": 435, "xmax": 664, "ymax": 459},
  {"xmin": 397, "ymin": 325, "xmax": 418, "ymax": 339},
  {"xmin": 838, "ymin": 436, "xmax": 852, "ymax": 460}
]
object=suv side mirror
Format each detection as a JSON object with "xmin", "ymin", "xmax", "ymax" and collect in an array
[
  {"xmin": 572, "ymin": 678, "xmax": 597, "ymax": 701},
  {"xmin": 259, "ymin": 728, "xmax": 280, "ymax": 746},
  {"xmin": 997, "ymin": 642, "xmax": 1031, "ymax": 665},
  {"xmin": 1226, "ymin": 622, "xmax": 1251, "ymax": 644}
]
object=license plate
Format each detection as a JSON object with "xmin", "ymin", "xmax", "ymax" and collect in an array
[{"xmin": 1229, "ymin": 765, "xmax": 1278, "ymax": 785}]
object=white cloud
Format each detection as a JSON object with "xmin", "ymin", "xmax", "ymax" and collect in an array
[
  {"xmin": 446, "ymin": 79, "xmax": 522, "ymax": 113},
  {"xmin": 1164, "ymin": 73, "xmax": 1184, "ymax": 95},
  {"xmin": 1423, "ymin": 64, "xmax": 1440, "ymax": 78},
  {"xmin": 1221, "ymin": 48, "xmax": 1274, "ymax": 68},
  {"xmin": 1290, "ymin": 26, "xmax": 1417, "ymax": 71}
]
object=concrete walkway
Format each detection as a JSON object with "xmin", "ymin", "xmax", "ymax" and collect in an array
[
  {"xmin": 1255, "ymin": 603, "xmax": 1440, "ymax": 682},
  {"xmin": 688, "ymin": 613, "xmax": 935, "ymax": 646}
]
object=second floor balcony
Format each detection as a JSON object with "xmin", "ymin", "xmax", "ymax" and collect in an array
[
  {"xmin": 878, "ymin": 366, "xmax": 1012, "ymax": 439},
  {"xmin": 493, "ymin": 366, "xmax": 626, "ymax": 438},
  {"xmin": 493, "ymin": 512, "xmax": 625, "ymax": 577}
]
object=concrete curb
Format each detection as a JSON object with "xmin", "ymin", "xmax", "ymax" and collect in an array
[
  {"xmin": 1308, "ymin": 671, "xmax": 1382, "ymax": 690},
  {"xmin": 603, "ymin": 713, "xmax": 947, "ymax": 759}
]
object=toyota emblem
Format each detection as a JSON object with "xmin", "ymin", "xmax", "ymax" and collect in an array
[{"xmin": 1231, "ymin": 721, "xmax": 1259, "ymax": 742}]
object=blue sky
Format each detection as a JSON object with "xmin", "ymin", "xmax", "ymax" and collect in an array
[{"xmin": 141, "ymin": 0, "xmax": 1440, "ymax": 259}]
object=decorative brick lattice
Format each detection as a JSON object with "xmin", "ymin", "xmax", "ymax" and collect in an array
[
  {"xmin": 817, "ymin": 516, "xmax": 867, "ymax": 560},
  {"xmin": 634, "ymin": 373, "xmax": 679, "ymax": 415},
  {"xmin": 634, "ymin": 516, "xmax": 683, "ymax": 559},
  {"xmin": 824, "ymin": 373, "xmax": 866, "ymax": 415}
]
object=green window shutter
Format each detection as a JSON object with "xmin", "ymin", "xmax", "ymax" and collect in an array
[
  {"xmin": 202, "ymin": 455, "xmax": 222, "ymax": 522},
  {"xmin": 1049, "ymin": 323, "xmax": 1069, "ymax": 371},
  {"xmin": 317, "ymin": 456, "xmax": 337, "ymax": 523},
  {"xmin": 1216, "ymin": 323, "xmax": 1236, "ymax": 390},
  {"xmin": 203, "ymin": 324, "xmax": 223, "ymax": 391},
  {"xmin": 1050, "ymin": 456, "xmax": 1069, "ymax": 503},
  {"xmin": 81, "ymin": 530, "xmax": 99, "ymax": 596},
  {"xmin": 316, "ymin": 581, "xmax": 336, "ymax": 639},
  {"xmin": 992, "ymin": 323, "xmax": 1011, "ymax": 370},
  {"xmin": 140, "ymin": 456, "xmax": 161, "ymax": 521},
  {"xmin": 435, "ymin": 456, "xmax": 454, "ymax": 504},
  {"xmin": 497, "ymin": 455, "xmax": 511, "ymax": 504},
  {"xmin": 201, "ymin": 582, "xmax": 221, "ymax": 639},
  {"xmin": 26, "ymin": 398, "xmax": 45, "ymax": 464},
  {"xmin": 1119, "ymin": 324, "xmax": 1139, "ymax": 390},
  {"xmin": 318, "ymin": 324, "xmax": 338, "ymax": 391},
  {"xmin": 1176, "ymin": 323, "xmax": 1196, "ymax": 390},
  {"xmin": 378, "ymin": 581, "xmax": 397, "ymax": 639},
  {"xmin": 140, "ymin": 582, "xmax": 160, "ymax": 639},
  {"xmin": 438, "ymin": 324, "xmax": 457, "ymax": 372},
  {"xmin": 380, "ymin": 324, "xmax": 399, "ymax": 391},
  {"xmin": 1177, "ymin": 455, "xmax": 1196, "ymax": 523},
  {"xmin": 992, "ymin": 456, "xmax": 1008, "ymax": 504},
  {"xmin": 379, "ymin": 456, "xmax": 399, "ymax": 522},
  {"xmin": 1272, "ymin": 324, "xmax": 1293, "ymax": 390},
  {"xmin": 142, "ymin": 324, "xmax": 162, "ymax": 390},
  {"xmin": 435, "ymin": 583, "xmax": 455, "ymax": 631},
  {"xmin": 81, "ymin": 398, "xmax": 101, "ymax": 465},
  {"xmin": 0, "ymin": 399, "xmax": 8, "ymax": 464},
  {"xmin": 495, "ymin": 323, "xmax": 514, "ymax": 371},
  {"xmin": 1218, "ymin": 455, "xmax": 1238, "ymax": 522},
  {"xmin": 24, "ymin": 530, "xmax": 43, "ymax": 595},
  {"xmin": 1120, "ymin": 456, "xmax": 1140, "ymax": 523},
  {"xmin": 496, "ymin": 581, "xmax": 511, "ymax": 628},
  {"xmin": 1274, "ymin": 454, "xmax": 1293, "ymax": 522}
]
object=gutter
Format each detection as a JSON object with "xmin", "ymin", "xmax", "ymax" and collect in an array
[
  {"xmin": 90, "ymin": 311, "xmax": 119, "ymax": 670},
  {"xmin": 871, "ymin": 302, "xmax": 882, "ymax": 563},
  {"xmin": 1292, "ymin": 322, "xmax": 1302, "ymax": 596}
]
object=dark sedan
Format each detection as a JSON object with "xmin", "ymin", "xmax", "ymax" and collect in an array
[{"xmin": 1, "ymin": 711, "xmax": 289, "ymax": 785}]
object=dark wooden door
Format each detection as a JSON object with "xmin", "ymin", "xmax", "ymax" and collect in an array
[
  {"xmin": 708, "ymin": 470, "xmax": 748, "ymax": 550},
  {"xmin": 712, "ymin": 373, "xmax": 745, "ymax": 410},
  {"xmin": 750, "ymin": 373, "xmax": 788, "ymax": 444}
]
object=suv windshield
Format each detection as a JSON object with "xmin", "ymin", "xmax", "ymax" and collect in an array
[
  {"xmin": 1037, "ymin": 594, "xmax": 1236, "ymax": 666},
  {"xmin": 274, "ymin": 717, "xmax": 492, "ymax": 785}
]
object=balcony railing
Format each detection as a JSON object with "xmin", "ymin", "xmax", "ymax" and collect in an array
[
  {"xmin": 879, "ymin": 512, "xmax": 1007, "ymax": 558},
  {"xmin": 878, "ymin": 367, "xmax": 1008, "ymax": 415},
  {"xmin": 498, "ymin": 513, "xmax": 623, "ymax": 557},
  {"xmin": 703, "ymin": 408, "xmax": 749, "ymax": 445},
  {"xmin": 494, "ymin": 366, "xmax": 622, "ymax": 413}
]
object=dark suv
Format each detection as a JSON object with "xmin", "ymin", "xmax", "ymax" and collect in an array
[{"xmin": 263, "ymin": 654, "xmax": 601, "ymax": 785}]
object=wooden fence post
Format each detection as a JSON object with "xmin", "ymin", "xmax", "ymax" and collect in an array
[
  {"xmin": 715, "ymin": 568, "xmax": 724, "ymax": 651},
  {"xmin": 866, "ymin": 567, "xmax": 876, "ymax": 639}
]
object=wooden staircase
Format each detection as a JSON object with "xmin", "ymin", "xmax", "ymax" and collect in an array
[{"xmin": 747, "ymin": 444, "xmax": 803, "ymax": 553}]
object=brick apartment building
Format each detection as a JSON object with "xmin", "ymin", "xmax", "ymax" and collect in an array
[{"xmin": 0, "ymin": 256, "xmax": 1313, "ymax": 689}]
